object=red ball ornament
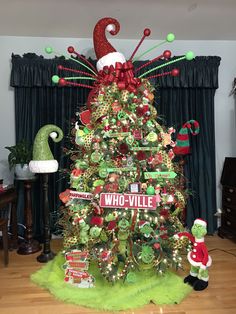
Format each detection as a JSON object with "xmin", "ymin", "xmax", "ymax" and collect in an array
[
  {"xmin": 171, "ymin": 68, "xmax": 180, "ymax": 76},
  {"xmin": 67, "ymin": 46, "xmax": 75, "ymax": 53},
  {"xmin": 58, "ymin": 64, "xmax": 63, "ymax": 70},
  {"xmin": 163, "ymin": 50, "xmax": 172, "ymax": 59},
  {"xmin": 153, "ymin": 243, "xmax": 160, "ymax": 250},
  {"xmin": 104, "ymin": 125, "xmax": 111, "ymax": 131},
  {"xmin": 144, "ymin": 28, "xmax": 151, "ymax": 36},
  {"xmin": 118, "ymin": 143, "xmax": 129, "ymax": 155},
  {"xmin": 136, "ymin": 151, "xmax": 147, "ymax": 161},
  {"xmin": 59, "ymin": 78, "xmax": 67, "ymax": 86}
]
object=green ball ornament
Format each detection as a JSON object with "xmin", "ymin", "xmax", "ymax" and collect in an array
[
  {"xmin": 52, "ymin": 75, "xmax": 60, "ymax": 84},
  {"xmin": 185, "ymin": 51, "xmax": 195, "ymax": 60},
  {"xmin": 83, "ymin": 127, "xmax": 90, "ymax": 134},
  {"xmin": 100, "ymin": 229, "xmax": 108, "ymax": 242},
  {"xmin": 126, "ymin": 272, "xmax": 137, "ymax": 284},
  {"xmin": 139, "ymin": 245, "xmax": 155, "ymax": 264},
  {"xmin": 146, "ymin": 186, "xmax": 155, "ymax": 195},
  {"xmin": 91, "ymin": 151, "xmax": 102, "ymax": 163},
  {"xmin": 166, "ymin": 33, "xmax": 175, "ymax": 42},
  {"xmin": 89, "ymin": 226, "xmax": 102, "ymax": 238},
  {"xmin": 75, "ymin": 137, "xmax": 85, "ymax": 146},
  {"xmin": 99, "ymin": 168, "xmax": 107, "ymax": 178},
  {"xmin": 45, "ymin": 46, "xmax": 53, "ymax": 54}
]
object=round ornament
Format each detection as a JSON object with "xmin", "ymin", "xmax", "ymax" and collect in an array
[
  {"xmin": 138, "ymin": 245, "xmax": 155, "ymax": 264},
  {"xmin": 146, "ymin": 185, "xmax": 155, "ymax": 195},
  {"xmin": 99, "ymin": 167, "xmax": 108, "ymax": 178},
  {"xmin": 126, "ymin": 271, "xmax": 137, "ymax": 284},
  {"xmin": 89, "ymin": 226, "xmax": 102, "ymax": 238},
  {"xmin": 126, "ymin": 135, "xmax": 134, "ymax": 146},
  {"xmin": 146, "ymin": 131, "xmax": 158, "ymax": 142},
  {"xmin": 91, "ymin": 151, "xmax": 102, "ymax": 163}
]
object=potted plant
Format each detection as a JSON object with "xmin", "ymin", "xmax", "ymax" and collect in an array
[{"xmin": 5, "ymin": 139, "xmax": 35, "ymax": 179}]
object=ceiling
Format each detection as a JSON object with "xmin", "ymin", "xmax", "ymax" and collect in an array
[{"xmin": 0, "ymin": 0, "xmax": 236, "ymax": 40}]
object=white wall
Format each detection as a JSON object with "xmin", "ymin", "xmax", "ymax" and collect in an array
[{"xmin": 0, "ymin": 36, "xmax": 236, "ymax": 209}]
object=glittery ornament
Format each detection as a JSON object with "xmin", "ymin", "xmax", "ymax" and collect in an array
[{"xmin": 146, "ymin": 185, "xmax": 155, "ymax": 195}]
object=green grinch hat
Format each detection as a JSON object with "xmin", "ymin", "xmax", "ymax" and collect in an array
[
  {"xmin": 29, "ymin": 124, "xmax": 63, "ymax": 173},
  {"xmin": 173, "ymin": 120, "xmax": 200, "ymax": 155}
]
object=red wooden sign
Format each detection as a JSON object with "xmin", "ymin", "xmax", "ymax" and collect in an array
[
  {"xmin": 69, "ymin": 191, "xmax": 92, "ymax": 200},
  {"xmin": 99, "ymin": 193, "xmax": 156, "ymax": 210}
]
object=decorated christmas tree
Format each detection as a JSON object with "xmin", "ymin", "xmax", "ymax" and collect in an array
[{"xmin": 53, "ymin": 17, "xmax": 197, "ymax": 286}]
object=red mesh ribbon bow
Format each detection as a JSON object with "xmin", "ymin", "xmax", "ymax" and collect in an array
[{"xmin": 98, "ymin": 61, "xmax": 140, "ymax": 93}]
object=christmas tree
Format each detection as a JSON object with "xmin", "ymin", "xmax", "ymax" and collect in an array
[{"xmin": 53, "ymin": 17, "xmax": 195, "ymax": 286}]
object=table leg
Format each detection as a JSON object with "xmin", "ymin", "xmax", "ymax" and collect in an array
[
  {"xmin": 10, "ymin": 195, "xmax": 18, "ymax": 249},
  {"xmin": 17, "ymin": 180, "xmax": 41, "ymax": 255},
  {"xmin": 37, "ymin": 174, "xmax": 55, "ymax": 263}
]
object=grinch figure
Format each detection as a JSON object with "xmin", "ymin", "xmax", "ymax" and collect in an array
[{"xmin": 175, "ymin": 218, "xmax": 212, "ymax": 291}]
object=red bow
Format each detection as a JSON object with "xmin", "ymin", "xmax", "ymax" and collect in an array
[{"xmin": 98, "ymin": 61, "xmax": 140, "ymax": 93}]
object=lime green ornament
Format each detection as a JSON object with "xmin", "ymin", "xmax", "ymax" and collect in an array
[
  {"xmin": 146, "ymin": 120, "xmax": 154, "ymax": 128},
  {"xmin": 118, "ymin": 218, "xmax": 130, "ymax": 231},
  {"xmin": 93, "ymin": 179, "xmax": 105, "ymax": 187},
  {"xmin": 126, "ymin": 135, "xmax": 134, "ymax": 146},
  {"xmin": 105, "ymin": 212, "xmax": 117, "ymax": 222},
  {"xmin": 91, "ymin": 151, "xmax": 102, "ymax": 163},
  {"xmin": 83, "ymin": 127, "xmax": 90, "ymax": 134},
  {"xmin": 75, "ymin": 136, "xmax": 85, "ymax": 146},
  {"xmin": 45, "ymin": 46, "xmax": 53, "ymax": 54},
  {"xmin": 140, "ymin": 223, "xmax": 154, "ymax": 238},
  {"xmin": 185, "ymin": 51, "xmax": 195, "ymax": 60},
  {"xmin": 99, "ymin": 167, "xmax": 108, "ymax": 178},
  {"xmin": 117, "ymin": 111, "xmax": 128, "ymax": 120},
  {"xmin": 75, "ymin": 160, "xmax": 88, "ymax": 170},
  {"xmin": 89, "ymin": 226, "xmax": 102, "ymax": 239},
  {"xmin": 100, "ymin": 229, "xmax": 108, "ymax": 242},
  {"xmin": 52, "ymin": 75, "xmax": 59, "ymax": 84},
  {"xmin": 146, "ymin": 186, "xmax": 155, "ymax": 195},
  {"xmin": 166, "ymin": 33, "xmax": 175, "ymax": 42},
  {"xmin": 146, "ymin": 131, "xmax": 158, "ymax": 142},
  {"xmin": 139, "ymin": 245, "xmax": 155, "ymax": 264},
  {"xmin": 126, "ymin": 272, "xmax": 137, "ymax": 284}
]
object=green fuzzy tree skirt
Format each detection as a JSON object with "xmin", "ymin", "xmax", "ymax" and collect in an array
[{"xmin": 31, "ymin": 253, "xmax": 192, "ymax": 311}]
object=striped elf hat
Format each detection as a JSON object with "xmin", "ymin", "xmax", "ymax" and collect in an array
[{"xmin": 173, "ymin": 120, "xmax": 200, "ymax": 155}]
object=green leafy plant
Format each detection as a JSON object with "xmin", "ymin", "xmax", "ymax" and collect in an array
[{"xmin": 5, "ymin": 139, "xmax": 33, "ymax": 170}]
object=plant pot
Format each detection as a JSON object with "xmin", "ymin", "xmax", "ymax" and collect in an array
[{"xmin": 15, "ymin": 164, "xmax": 35, "ymax": 180}]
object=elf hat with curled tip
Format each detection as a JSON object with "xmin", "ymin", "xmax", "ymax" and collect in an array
[
  {"xmin": 173, "ymin": 120, "xmax": 200, "ymax": 155},
  {"xmin": 93, "ymin": 17, "xmax": 126, "ymax": 71},
  {"xmin": 29, "ymin": 124, "xmax": 63, "ymax": 174}
]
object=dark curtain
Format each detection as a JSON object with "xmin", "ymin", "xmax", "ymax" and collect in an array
[{"xmin": 10, "ymin": 53, "xmax": 221, "ymax": 236}]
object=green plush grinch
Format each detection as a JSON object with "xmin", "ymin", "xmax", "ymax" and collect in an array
[{"xmin": 175, "ymin": 218, "xmax": 212, "ymax": 291}]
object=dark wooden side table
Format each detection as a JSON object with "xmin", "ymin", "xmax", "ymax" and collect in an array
[
  {"xmin": 0, "ymin": 187, "xmax": 18, "ymax": 249},
  {"xmin": 16, "ymin": 179, "xmax": 41, "ymax": 255}
]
